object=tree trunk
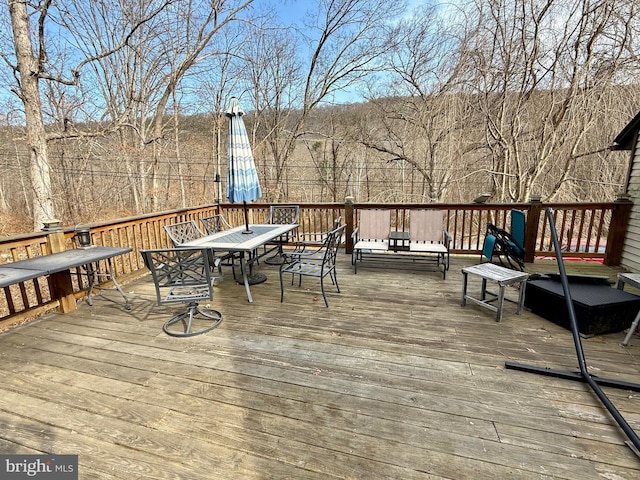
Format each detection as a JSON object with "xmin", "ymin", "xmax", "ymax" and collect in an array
[{"xmin": 9, "ymin": 0, "xmax": 55, "ymax": 230}]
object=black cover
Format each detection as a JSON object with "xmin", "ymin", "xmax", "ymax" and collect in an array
[{"xmin": 525, "ymin": 275, "xmax": 640, "ymax": 335}]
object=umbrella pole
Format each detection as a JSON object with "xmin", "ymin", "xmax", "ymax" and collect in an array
[
  {"xmin": 242, "ymin": 202, "xmax": 252, "ymax": 234},
  {"xmin": 237, "ymin": 201, "xmax": 266, "ymax": 285}
]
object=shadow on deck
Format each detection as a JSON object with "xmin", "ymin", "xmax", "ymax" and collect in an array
[{"xmin": 0, "ymin": 254, "xmax": 639, "ymax": 478}]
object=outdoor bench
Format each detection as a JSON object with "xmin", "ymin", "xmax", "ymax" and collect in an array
[{"xmin": 351, "ymin": 208, "xmax": 451, "ymax": 278}]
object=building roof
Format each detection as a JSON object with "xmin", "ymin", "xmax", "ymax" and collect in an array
[{"xmin": 612, "ymin": 110, "xmax": 640, "ymax": 150}]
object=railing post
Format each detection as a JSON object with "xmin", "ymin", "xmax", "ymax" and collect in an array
[
  {"xmin": 345, "ymin": 197, "xmax": 354, "ymax": 254},
  {"xmin": 604, "ymin": 193, "xmax": 633, "ymax": 266},
  {"xmin": 43, "ymin": 219, "xmax": 66, "ymax": 254},
  {"xmin": 43, "ymin": 220, "xmax": 77, "ymax": 313},
  {"xmin": 524, "ymin": 197, "xmax": 543, "ymax": 263}
]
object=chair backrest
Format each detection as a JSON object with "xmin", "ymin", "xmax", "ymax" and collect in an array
[
  {"xmin": 410, "ymin": 209, "xmax": 444, "ymax": 243},
  {"xmin": 201, "ymin": 214, "xmax": 231, "ymax": 235},
  {"xmin": 323, "ymin": 225, "xmax": 346, "ymax": 266},
  {"xmin": 267, "ymin": 205, "xmax": 299, "ymax": 225},
  {"xmin": 482, "ymin": 234, "xmax": 497, "ymax": 261},
  {"xmin": 510, "ymin": 209, "xmax": 525, "ymax": 249},
  {"xmin": 141, "ymin": 248, "xmax": 214, "ymax": 306},
  {"xmin": 358, "ymin": 209, "xmax": 391, "ymax": 240},
  {"xmin": 164, "ymin": 220, "xmax": 204, "ymax": 246}
]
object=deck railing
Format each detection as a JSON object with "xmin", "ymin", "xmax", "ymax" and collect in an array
[{"xmin": 0, "ymin": 199, "xmax": 632, "ymax": 327}]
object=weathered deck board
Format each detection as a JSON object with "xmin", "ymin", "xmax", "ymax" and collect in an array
[{"xmin": 0, "ymin": 254, "xmax": 639, "ymax": 479}]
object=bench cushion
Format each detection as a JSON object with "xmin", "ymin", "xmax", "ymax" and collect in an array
[
  {"xmin": 410, "ymin": 243, "xmax": 447, "ymax": 253},
  {"xmin": 354, "ymin": 240, "xmax": 389, "ymax": 251}
]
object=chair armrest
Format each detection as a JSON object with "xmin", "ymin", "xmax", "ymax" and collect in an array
[
  {"xmin": 297, "ymin": 232, "xmax": 330, "ymax": 246},
  {"xmin": 288, "ymin": 251, "xmax": 321, "ymax": 260},
  {"xmin": 443, "ymin": 230, "xmax": 452, "ymax": 246},
  {"xmin": 298, "ymin": 231, "xmax": 317, "ymax": 240},
  {"xmin": 281, "ymin": 250, "xmax": 324, "ymax": 268},
  {"xmin": 351, "ymin": 227, "xmax": 360, "ymax": 243}
]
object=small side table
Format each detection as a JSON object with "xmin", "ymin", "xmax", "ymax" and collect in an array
[
  {"xmin": 388, "ymin": 231, "xmax": 410, "ymax": 252},
  {"xmin": 462, "ymin": 263, "xmax": 529, "ymax": 322},
  {"xmin": 617, "ymin": 273, "xmax": 640, "ymax": 346}
]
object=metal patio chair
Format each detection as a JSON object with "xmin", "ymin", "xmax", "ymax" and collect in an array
[
  {"xmin": 200, "ymin": 214, "xmax": 232, "ymax": 235},
  {"xmin": 279, "ymin": 224, "xmax": 346, "ymax": 307},
  {"xmin": 264, "ymin": 205, "xmax": 300, "ymax": 265},
  {"xmin": 200, "ymin": 214, "xmax": 240, "ymax": 278},
  {"xmin": 164, "ymin": 220, "xmax": 224, "ymax": 281},
  {"xmin": 164, "ymin": 220, "xmax": 205, "ymax": 246},
  {"xmin": 141, "ymin": 247, "xmax": 223, "ymax": 337}
]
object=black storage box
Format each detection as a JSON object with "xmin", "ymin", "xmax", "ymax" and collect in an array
[{"xmin": 524, "ymin": 274, "xmax": 640, "ymax": 335}]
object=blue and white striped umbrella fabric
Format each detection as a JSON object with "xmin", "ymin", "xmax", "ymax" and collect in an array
[{"xmin": 226, "ymin": 97, "xmax": 262, "ymax": 204}]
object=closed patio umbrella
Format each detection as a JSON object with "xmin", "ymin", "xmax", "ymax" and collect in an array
[{"xmin": 226, "ymin": 97, "xmax": 262, "ymax": 234}]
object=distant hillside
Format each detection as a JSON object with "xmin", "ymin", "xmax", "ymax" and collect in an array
[{"xmin": 0, "ymin": 86, "xmax": 638, "ymax": 233}]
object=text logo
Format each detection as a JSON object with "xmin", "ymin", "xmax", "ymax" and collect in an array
[{"xmin": 0, "ymin": 455, "xmax": 78, "ymax": 479}]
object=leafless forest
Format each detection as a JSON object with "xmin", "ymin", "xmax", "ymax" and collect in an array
[{"xmin": 1, "ymin": 0, "xmax": 639, "ymax": 234}]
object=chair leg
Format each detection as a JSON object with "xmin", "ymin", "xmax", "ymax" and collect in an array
[
  {"xmin": 279, "ymin": 270, "xmax": 285, "ymax": 303},
  {"xmin": 331, "ymin": 269, "xmax": 340, "ymax": 293},
  {"xmin": 320, "ymin": 275, "xmax": 328, "ymax": 307},
  {"xmin": 265, "ymin": 242, "xmax": 286, "ymax": 265},
  {"xmin": 278, "ymin": 270, "xmax": 301, "ymax": 303}
]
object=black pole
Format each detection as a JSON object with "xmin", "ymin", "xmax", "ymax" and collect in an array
[
  {"xmin": 548, "ymin": 208, "xmax": 640, "ymax": 453},
  {"xmin": 242, "ymin": 201, "xmax": 252, "ymax": 234},
  {"xmin": 505, "ymin": 207, "xmax": 640, "ymax": 457}
]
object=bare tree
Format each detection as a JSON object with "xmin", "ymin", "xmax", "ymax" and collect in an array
[
  {"xmin": 196, "ymin": 24, "xmax": 247, "ymax": 205},
  {"xmin": 457, "ymin": 0, "xmax": 640, "ymax": 202},
  {"xmin": 2, "ymin": 0, "xmax": 255, "ymax": 228},
  {"xmin": 63, "ymin": 0, "xmax": 255, "ymax": 212},
  {"xmin": 246, "ymin": 0, "xmax": 403, "ymax": 201},
  {"xmin": 302, "ymin": 113, "xmax": 355, "ymax": 202},
  {"xmin": 357, "ymin": 3, "xmax": 474, "ymax": 202},
  {"xmin": 242, "ymin": 19, "xmax": 301, "ymax": 200},
  {"xmin": 3, "ymin": 0, "xmax": 184, "ymax": 228}
]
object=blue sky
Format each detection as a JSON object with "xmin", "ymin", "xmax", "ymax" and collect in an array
[
  {"xmin": 253, "ymin": 0, "xmax": 310, "ymax": 25},
  {"xmin": 254, "ymin": 0, "xmax": 427, "ymax": 25},
  {"xmin": 247, "ymin": 0, "xmax": 424, "ymax": 105}
]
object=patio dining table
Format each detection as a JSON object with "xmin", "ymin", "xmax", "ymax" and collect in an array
[{"xmin": 184, "ymin": 223, "xmax": 298, "ymax": 303}]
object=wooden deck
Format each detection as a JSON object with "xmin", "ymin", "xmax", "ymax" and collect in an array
[{"xmin": 1, "ymin": 254, "xmax": 639, "ymax": 479}]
